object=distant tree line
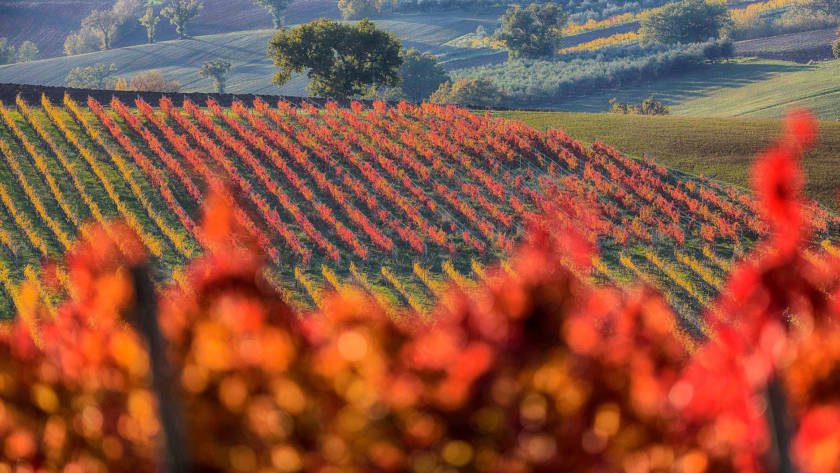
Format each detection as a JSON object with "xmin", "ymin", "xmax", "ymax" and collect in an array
[
  {"xmin": 0, "ymin": 38, "xmax": 39, "ymax": 65},
  {"xmin": 63, "ymin": 0, "xmax": 293, "ymax": 57},
  {"xmin": 64, "ymin": 62, "xmax": 232, "ymax": 94},
  {"xmin": 449, "ymin": 38, "xmax": 733, "ymax": 106}
]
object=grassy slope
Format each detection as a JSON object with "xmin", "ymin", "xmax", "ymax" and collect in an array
[
  {"xmin": 512, "ymin": 58, "xmax": 840, "ymax": 120},
  {"xmin": 494, "ymin": 111, "xmax": 840, "ymax": 209},
  {"xmin": 674, "ymin": 59, "xmax": 840, "ymax": 119}
]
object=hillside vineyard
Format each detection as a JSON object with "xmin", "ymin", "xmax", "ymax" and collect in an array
[{"xmin": 0, "ymin": 95, "xmax": 836, "ymax": 321}]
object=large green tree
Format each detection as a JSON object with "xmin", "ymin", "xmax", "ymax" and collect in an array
[
  {"xmin": 497, "ymin": 3, "xmax": 567, "ymax": 59},
  {"xmin": 640, "ymin": 0, "xmax": 731, "ymax": 44},
  {"xmin": 398, "ymin": 48, "xmax": 448, "ymax": 101},
  {"xmin": 161, "ymin": 0, "xmax": 203, "ymax": 39},
  {"xmin": 253, "ymin": 0, "xmax": 292, "ymax": 28},
  {"xmin": 268, "ymin": 18, "xmax": 403, "ymax": 98}
]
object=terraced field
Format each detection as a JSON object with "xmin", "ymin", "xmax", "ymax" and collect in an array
[{"xmin": 0, "ymin": 88, "xmax": 837, "ymax": 324}]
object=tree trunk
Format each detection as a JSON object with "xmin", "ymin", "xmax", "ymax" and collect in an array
[{"xmin": 129, "ymin": 265, "xmax": 191, "ymax": 473}]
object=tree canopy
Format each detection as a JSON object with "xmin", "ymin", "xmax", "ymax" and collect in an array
[
  {"xmin": 65, "ymin": 63, "xmax": 118, "ymax": 89},
  {"xmin": 640, "ymin": 0, "xmax": 731, "ymax": 44},
  {"xmin": 429, "ymin": 78, "xmax": 504, "ymax": 106},
  {"xmin": 497, "ymin": 3, "xmax": 567, "ymax": 59},
  {"xmin": 161, "ymin": 0, "xmax": 203, "ymax": 39},
  {"xmin": 398, "ymin": 48, "xmax": 449, "ymax": 101},
  {"xmin": 268, "ymin": 18, "xmax": 403, "ymax": 98},
  {"xmin": 81, "ymin": 9, "xmax": 123, "ymax": 50},
  {"xmin": 16, "ymin": 41, "xmax": 39, "ymax": 62},
  {"xmin": 338, "ymin": 0, "xmax": 384, "ymax": 19}
]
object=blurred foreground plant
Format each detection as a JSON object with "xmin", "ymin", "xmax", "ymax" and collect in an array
[{"xmin": 0, "ymin": 112, "xmax": 837, "ymax": 473}]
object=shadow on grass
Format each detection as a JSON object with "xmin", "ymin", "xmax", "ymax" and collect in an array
[{"xmin": 549, "ymin": 60, "xmax": 811, "ymax": 112}]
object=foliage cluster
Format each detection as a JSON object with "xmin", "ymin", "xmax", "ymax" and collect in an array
[
  {"xmin": 65, "ymin": 63, "xmax": 119, "ymax": 89},
  {"xmin": 160, "ymin": 0, "xmax": 204, "ymax": 39},
  {"xmin": 386, "ymin": 48, "xmax": 450, "ymax": 101},
  {"xmin": 0, "ymin": 110, "xmax": 838, "ymax": 473},
  {"xmin": 451, "ymin": 38, "xmax": 733, "ymax": 105},
  {"xmin": 609, "ymin": 95, "xmax": 670, "ymax": 114},
  {"xmin": 268, "ymin": 19, "xmax": 403, "ymax": 98},
  {"xmin": 429, "ymin": 78, "xmax": 506, "ymax": 106},
  {"xmin": 64, "ymin": 0, "xmax": 141, "ymax": 55},
  {"xmin": 497, "ymin": 3, "xmax": 568, "ymax": 59},
  {"xmin": 199, "ymin": 60, "xmax": 232, "ymax": 93},
  {"xmin": 728, "ymin": 0, "xmax": 839, "ymax": 40},
  {"xmin": 114, "ymin": 70, "xmax": 182, "ymax": 92},
  {"xmin": 639, "ymin": 0, "xmax": 731, "ymax": 45},
  {"xmin": 0, "ymin": 38, "xmax": 38, "ymax": 65}
]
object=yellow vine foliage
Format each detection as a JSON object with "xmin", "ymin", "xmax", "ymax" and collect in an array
[
  {"xmin": 39, "ymin": 96, "xmax": 164, "ymax": 257},
  {"xmin": 294, "ymin": 266, "xmax": 324, "ymax": 310},
  {"xmin": 381, "ymin": 265, "xmax": 426, "ymax": 313},
  {"xmin": 560, "ymin": 31, "xmax": 640, "ymax": 53},
  {"xmin": 0, "ymin": 101, "xmax": 83, "ymax": 229},
  {"xmin": 61, "ymin": 95, "xmax": 194, "ymax": 258},
  {"xmin": 0, "ymin": 129, "xmax": 73, "ymax": 250}
]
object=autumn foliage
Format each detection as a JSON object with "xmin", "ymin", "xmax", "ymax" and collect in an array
[{"xmin": 0, "ymin": 111, "xmax": 838, "ymax": 473}]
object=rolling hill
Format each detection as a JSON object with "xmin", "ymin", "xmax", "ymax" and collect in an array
[
  {"xmin": 2, "ymin": 86, "xmax": 836, "ymax": 325},
  {"xmin": 674, "ymin": 58, "xmax": 840, "ymax": 119},
  {"xmin": 495, "ymin": 110, "xmax": 840, "ymax": 209},
  {"xmin": 506, "ymin": 58, "xmax": 840, "ymax": 119},
  {"xmin": 0, "ymin": 13, "xmax": 502, "ymax": 95}
]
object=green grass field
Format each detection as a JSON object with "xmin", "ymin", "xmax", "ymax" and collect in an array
[
  {"xmin": 494, "ymin": 111, "xmax": 840, "ymax": 209},
  {"xmin": 674, "ymin": 59, "xmax": 840, "ymax": 119},
  {"xmin": 507, "ymin": 58, "xmax": 840, "ymax": 120}
]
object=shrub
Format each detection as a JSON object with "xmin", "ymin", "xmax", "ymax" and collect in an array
[
  {"xmin": 338, "ymin": 0, "xmax": 384, "ymax": 19},
  {"xmin": 429, "ymin": 78, "xmax": 505, "ymax": 106},
  {"xmin": 15, "ymin": 41, "xmax": 38, "ymax": 62},
  {"xmin": 609, "ymin": 95, "xmax": 670, "ymax": 114},
  {"xmin": 0, "ymin": 38, "xmax": 16, "ymax": 65},
  {"xmin": 63, "ymin": 28, "xmax": 101, "ymax": 56},
  {"xmin": 833, "ymin": 37, "xmax": 840, "ymax": 58},
  {"xmin": 65, "ymin": 63, "xmax": 118, "ymax": 89},
  {"xmin": 115, "ymin": 70, "xmax": 182, "ymax": 92}
]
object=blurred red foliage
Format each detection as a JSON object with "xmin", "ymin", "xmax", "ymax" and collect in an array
[{"xmin": 0, "ymin": 111, "xmax": 837, "ymax": 473}]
